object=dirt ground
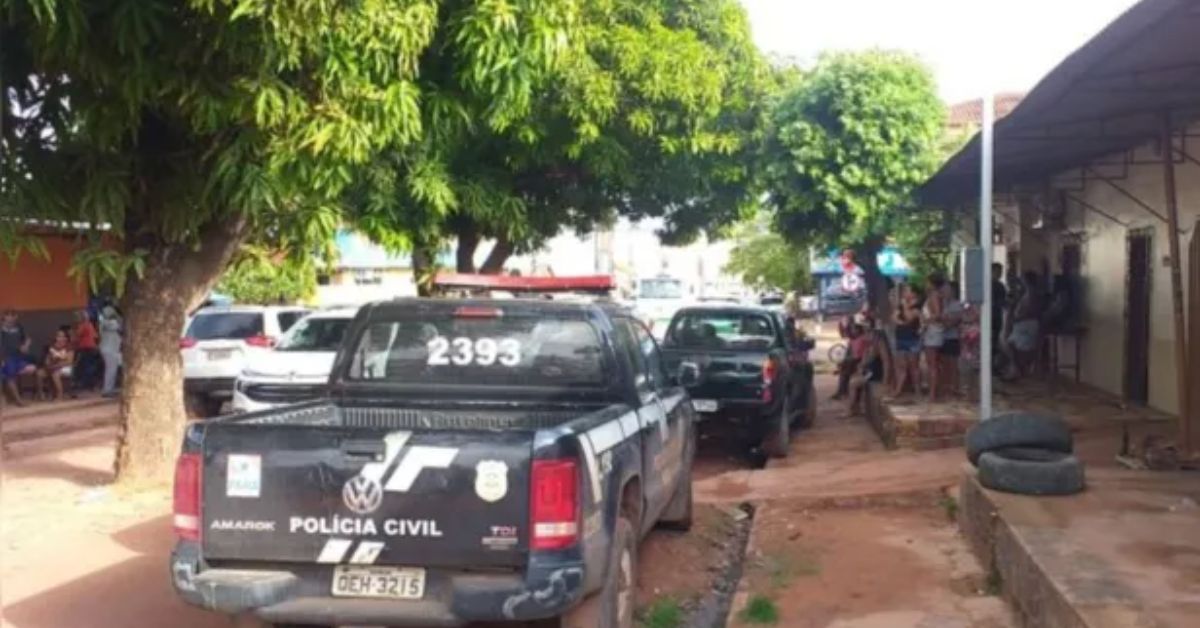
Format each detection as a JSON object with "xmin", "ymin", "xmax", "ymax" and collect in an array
[
  {"xmin": 0, "ymin": 370, "xmax": 1011, "ymax": 628},
  {"xmin": 720, "ymin": 374, "xmax": 1014, "ymax": 628},
  {"xmin": 738, "ymin": 504, "xmax": 1012, "ymax": 628},
  {"xmin": 635, "ymin": 505, "xmax": 747, "ymax": 620}
]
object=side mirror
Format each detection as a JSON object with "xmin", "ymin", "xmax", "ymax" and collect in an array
[{"xmin": 676, "ymin": 362, "xmax": 700, "ymax": 387}]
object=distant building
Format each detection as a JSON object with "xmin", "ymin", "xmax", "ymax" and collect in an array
[
  {"xmin": 946, "ymin": 93, "xmax": 1024, "ymax": 131},
  {"xmin": 315, "ymin": 230, "xmax": 452, "ymax": 306},
  {"xmin": 0, "ymin": 223, "xmax": 110, "ymax": 345}
]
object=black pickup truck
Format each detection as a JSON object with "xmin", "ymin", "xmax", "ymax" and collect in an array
[
  {"xmin": 660, "ymin": 305, "xmax": 815, "ymax": 458},
  {"xmin": 169, "ymin": 287, "xmax": 697, "ymax": 628}
]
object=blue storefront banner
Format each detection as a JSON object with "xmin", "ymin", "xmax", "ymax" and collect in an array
[{"xmin": 810, "ymin": 246, "xmax": 911, "ymax": 277}]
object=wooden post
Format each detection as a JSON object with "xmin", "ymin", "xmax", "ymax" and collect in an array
[{"xmin": 1161, "ymin": 113, "xmax": 1192, "ymax": 457}]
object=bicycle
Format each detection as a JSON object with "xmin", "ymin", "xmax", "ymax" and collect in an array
[{"xmin": 828, "ymin": 341, "xmax": 848, "ymax": 364}]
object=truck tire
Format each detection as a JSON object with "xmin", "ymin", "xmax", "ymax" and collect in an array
[
  {"xmin": 762, "ymin": 395, "xmax": 790, "ymax": 459},
  {"xmin": 977, "ymin": 448, "xmax": 1086, "ymax": 496},
  {"xmin": 186, "ymin": 393, "xmax": 224, "ymax": 419},
  {"xmin": 560, "ymin": 517, "xmax": 637, "ymax": 628},
  {"xmin": 658, "ymin": 437, "xmax": 694, "ymax": 531},
  {"xmin": 966, "ymin": 412, "xmax": 1072, "ymax": 465},
  {"xmin": 794, "ymin": 383, "xmax": 817, "ymax": 430}
]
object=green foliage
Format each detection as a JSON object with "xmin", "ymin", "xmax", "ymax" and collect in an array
[
  {"xmin": 723, "ymin": 214, "xmax": 812, "ymax": 293},
  {"xmin": 762, "ymin": 50, "xmax": 945, "ymax": 251},
  {"xmin": 939, "ymin": 494, "xmax": 959, "ymax": 522},
  {"xmin": 737, "ymin": 595, "xmax": 779, "ymax": 625},
  {"xmin": 639, "ymin": 596, "xmax": 684, "ymax": 628},
  {"xmin": 2, "ymin": 0, "xmax": 580, "ymax": 281},
  {"xmin": 216, "ymin": 254, "xmax": 316, "ymax": 305},
  {"xmin": 353, "ymin": 0, "xmax": 775, "ymax": 269}
]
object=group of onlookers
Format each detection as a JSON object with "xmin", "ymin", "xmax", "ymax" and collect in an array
[
  {"xmin": 833, "ymin": 263, "xmax": 1061, "ymax": 415},
  {"xmin": 1, "ymin": 306, "xmax": 124, "ymax": 406}
]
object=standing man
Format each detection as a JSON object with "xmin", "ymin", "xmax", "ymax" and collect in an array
[
  {"xmin": 74, "ymin": 310, "xmax": 102, "ymax": 391},
  {"xmin": 991, "ymin": 263, "xmax": 1008, "ymax": 352}
]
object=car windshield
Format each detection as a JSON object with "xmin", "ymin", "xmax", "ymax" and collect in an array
[
  {"xmin": 186, "ymin": 312, "xmax": 263, "ymax": 340},
  {"xmin": 663, "ymin": 311, "xmax": 776, "ymax": 351},
  {"xmin": 277, "ymin": 317, "xmax": 351, "ymax": 352},
  {"xmin": 346, "ymin": 313, "xmax": 608, "ymax": 388},
  {"xmin": 639, "ymin": 278, "xmax": 684, "ymax": 299}
]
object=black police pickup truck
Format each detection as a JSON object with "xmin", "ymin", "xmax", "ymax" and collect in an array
[
  {"xmin": 660, "ymin": 305, "xmax": 815, "ymax": 458},
  {"xmin": 170, "ymin": 275, "xmax": 697, "ymax": 628}
]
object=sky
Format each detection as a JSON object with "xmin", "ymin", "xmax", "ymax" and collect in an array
[{"xmin": 741, "ymin": 0, "xmax": 1143, "ymax": 103}]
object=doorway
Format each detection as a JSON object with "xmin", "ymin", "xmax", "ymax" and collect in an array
[{"xmin": 1125, "ymin": 229, "xmax": 1153, "ymax": 404}]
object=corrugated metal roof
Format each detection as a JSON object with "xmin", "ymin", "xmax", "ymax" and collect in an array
[{"xmin": 921, "ymin": 0, "xmax": 1200, "ymax": 205}]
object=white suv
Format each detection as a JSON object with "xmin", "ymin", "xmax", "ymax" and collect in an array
[
  {"xmin": 231, "ymin": 308, "xmax": 357, "ymax": 413},
  {"xmin": 181, "ymin": 305, "xmax": 310, "ymax": 417}
]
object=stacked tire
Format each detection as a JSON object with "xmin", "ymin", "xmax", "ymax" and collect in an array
[{"xmin": 966, "ymin": 413, "xmax": 1085, "ymax": 496}]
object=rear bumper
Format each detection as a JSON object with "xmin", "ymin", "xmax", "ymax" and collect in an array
[
  {"xmin": 171, "ymin": 543, "xmax": 586, "ymax": 626},
  {"xmin": 183, "ymin": 377, "xmax": 236, "ymax": 398}
]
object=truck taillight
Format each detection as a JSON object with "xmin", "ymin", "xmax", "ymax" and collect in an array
[
  {"xmin": 245, "ymin": 334, "xmax": 276, "ymax": 348},
  {"xmin": 762, "ymin": 359, "xmax": 777, "ymax": 403},
  {"xmin": 530, "ymin": 459, "xmax": 578, "ymax": 550},
  {"xmin": 173, "ymin": 453, "xmax": 202, "ymax": 541}
]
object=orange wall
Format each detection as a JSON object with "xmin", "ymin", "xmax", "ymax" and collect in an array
[{"xmin": 0, "ymin": 235, "xmax": 89, "ymax": 311}]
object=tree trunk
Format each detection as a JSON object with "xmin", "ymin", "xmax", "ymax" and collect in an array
[
  {"xmin": 480, "ymin": 236, "xmax": 514, "ymax": 275},
  {"xmin": 857, "ymin": 237, "xmax": 888, "ymax": 320},
  {"xmin": 115, "ymin": 218, "xmax": 248, "ymax": 485},
  {"xmin": 412, "ymin": 245, "xmax": 434, "ymax": 296},
  {"xmin": 454, "ymin": 220, "xmax": 479, "ymax": 273}
]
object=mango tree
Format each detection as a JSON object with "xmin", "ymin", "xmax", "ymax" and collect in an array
[
  {"xmin": 1, "ymin": 0, "xmax": 578, "ymax": 483},
  {"xmin": 352, "ymin": 0, "xmax": 774, "ymax": 279},
  {"xmin": 762, "ymin": 51, "xmax": 944, "ymax": 309}
]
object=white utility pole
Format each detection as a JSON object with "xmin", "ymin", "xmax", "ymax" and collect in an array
[{"xmin": 980, "ymin": 92, "xmax": 995, "ymax": 421}]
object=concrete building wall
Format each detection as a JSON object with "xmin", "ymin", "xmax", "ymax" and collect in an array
[{"xmin": 1043, "ymin": 124, "xmax": 1200, "ymax": 414}]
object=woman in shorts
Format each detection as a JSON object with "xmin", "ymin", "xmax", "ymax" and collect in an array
[
  {"xmin": 892, "ymin": 284, "xmax": 922, "ymax": 398},
  {"xmin": 921, "ymin": 274, "xmax": 946, "ymax": 402}
]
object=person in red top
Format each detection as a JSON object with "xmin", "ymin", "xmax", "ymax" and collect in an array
[{"xmin": 73, "ymin": 310, "xmax": 102, "ymax": 391}]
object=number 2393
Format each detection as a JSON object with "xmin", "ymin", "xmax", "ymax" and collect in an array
[{"xmin": 427, "ymin": 337, "xmax": 520, "ymax": 367}]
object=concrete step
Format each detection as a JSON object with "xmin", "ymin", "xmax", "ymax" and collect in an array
[
  {"xmin": 2, "ymin": 400, "xmax": 120, "ymax": 445},
  {"xmin": 2, "ymin": 425, "xmax": 119, "ymax": 461},
  {"xmin": 3, "ymin": 395, "xmax": 115, "ymax": 420}
]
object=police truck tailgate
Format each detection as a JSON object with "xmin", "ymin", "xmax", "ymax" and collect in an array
[{"xmin": 200, "ymin": 422, "xmax": 532, "ymax": 569}]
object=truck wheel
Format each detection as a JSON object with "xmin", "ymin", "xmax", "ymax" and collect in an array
[
  {"xmin": 795, "ymin": 384, "xmax": 817, "ymax": 430},
  {"xmin": 762, "ymin": 396, "xmax": 790, "ymax": 459},
  {"xmin": 185, "ymin": 393, "xmax": 223, "ymax": 419},
  {"xmin": 658, "ymin": 440, "xmax": 694, "ymax": 531},
  {"xmin": 560, "ymin": 517, "xmax": 636, "ymax": 628}
]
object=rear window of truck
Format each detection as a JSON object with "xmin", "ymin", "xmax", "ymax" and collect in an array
[
  {"xmin": 346, "ymin": 313, "xmax": 608, "ymax": 388},
  {"xmin": 663, "ymin": 311, "xmax": 776, "ymax": 351}
]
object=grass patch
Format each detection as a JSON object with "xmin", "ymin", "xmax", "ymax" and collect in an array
[
  {"xmin": 737, "ymin": 595, "xmax": 779, "ymax": 625},
  {"xmin": 939, "ymin": 494, "xmax": 959, "ymax": 521},
  {"xmin": 761, "ymin": 547, "xmax": 820, "ymax": 591},
  {"xmin": 639, "ymin": 596, "xmax": 683, "ymax": 628}
]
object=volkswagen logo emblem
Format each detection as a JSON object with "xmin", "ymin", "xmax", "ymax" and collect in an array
[{"xmin": 342, "ymin": 475, "xmax": 383, "ymax": 515}]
